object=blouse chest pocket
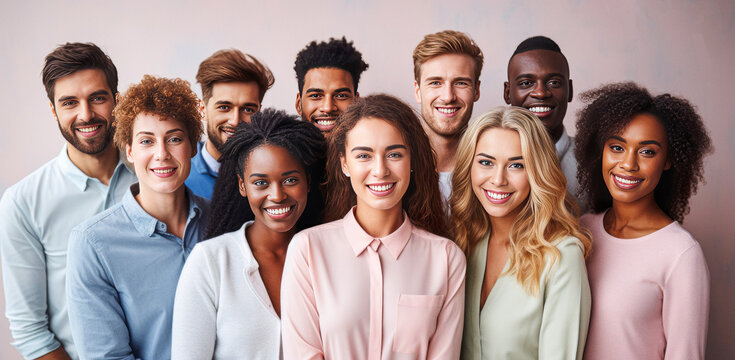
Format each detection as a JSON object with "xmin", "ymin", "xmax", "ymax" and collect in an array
[{"xmin": 392, "ymin": 294, "xmax": 444, "ymax": 354}]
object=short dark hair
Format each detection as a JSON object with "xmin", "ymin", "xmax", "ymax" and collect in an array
[
  {"xmin": 294, "ymin": 37, "xmax": 369, "ymax": 94},
  {"xmin": 575, "ymin": 82, "xmax": 713, "ymax": 222},
  {"xmin": 196, "ymin": 49, "xmax": 274, "ymax": 103},
  {"xmin": 205, "ymin": 108, "xmax": 326, "ymax": 239},
  {"xmin": 509, "ymin": 36, "xmax": 569, "ymax": 73},
  {"xmin": 42, "ymin": 42, "xmax": 118, "ymax": 103}
]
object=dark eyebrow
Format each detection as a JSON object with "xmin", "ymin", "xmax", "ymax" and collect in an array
[
  {"xmin": 134, "ymin": 128, "xmax": 185, "ymax": 137},
  {"xmin": 333, "ymin": 87, "xmax": 353, "ymax": 94},
  {"xmin": 57, "ymin": 95, "xmax": 78, "ymax": 103},
  {"xmin": 508, "ymin": 156, "xmax": 524, "ymax": 161},
  {"xmin": 513, "ymin": 72, "xmax": 565, "ymax": 81},
  {"xmin": 305, "ymin": 88, "xmax": 324, "ymax": 94},
  {"xmin": 282, "ymin": 170, "xmax": 299, "ymax": 176},
  {"xmin": 476, "ymin": 153, "xmax": 495, "ymax": 160},
  {"xmin": 423, "ymin": 76, "xmax": 444, "ymax": 82},
  {"xmin": 351, "ymin": 146, "xmax": 373, "ymax": 152},
  {"xmin": 452, "ymin": 77, "xmax": 474, "ymax": 83},
  {"xmin": 640, "ymin": 140, "xmax": 663, "ymax": 147},
  {"xmin": 386, "ymin": 144, "xmax": 407, "ymax": 151},
  {"xmin": 610, "ymin": 135, "xmax": 627, "ymax": 143},
  {"xmin": 214, "ymin": 100, "xmax": 233, "ymax": 105},
  {"xmin": 249, "ymin": 173, "xmax": 267, "ymax": 178},
  {"xmin": 57, "ymin": 89, "xmax": 111, "ymax": 103}
]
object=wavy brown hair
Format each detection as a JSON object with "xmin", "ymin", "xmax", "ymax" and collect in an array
[
  {"xmin": 324, "ymin": 94, "xmax": 448, "ymax": 237},
  {"xmin": 451, "ymin": 106, "xmax": 590, "ymax": 295},
  {"xmin": 575, "ymin": 82, "xmax": 713, "ymax": 222}
]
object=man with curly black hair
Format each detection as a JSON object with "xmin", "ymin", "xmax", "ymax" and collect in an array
[
  {"xmin": 0, "ymin": 43, "xmax": 137, "ymax": 360},
  {"xmin": 504, "ymin": 36, "xmax": 585, "ymax": 211},
  {"xmin": 293, "ymin": 37, "xmax": 369, "ymax": 133}
]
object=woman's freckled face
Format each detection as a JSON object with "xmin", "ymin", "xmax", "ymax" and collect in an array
[{"xmin": 602, "ymin": 113, "xmax": 671, "ymax": 206}]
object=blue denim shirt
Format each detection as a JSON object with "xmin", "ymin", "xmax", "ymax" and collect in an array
[
  {"xmin": 66, "ymin": 184, "xmax": 208, "ymax": 360},
  {"xmin": 184, "ymin": 141, "xmax": 218, "ymax": 200}
]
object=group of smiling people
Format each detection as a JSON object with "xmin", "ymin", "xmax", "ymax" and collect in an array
[{"xmin": 1, "ymin": 30, "xmax": 713, "ymax": 360}]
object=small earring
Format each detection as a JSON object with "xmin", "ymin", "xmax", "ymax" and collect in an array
[{"xmin": 344, "ymin": 172, "xmax": 350, "ymax": 177}]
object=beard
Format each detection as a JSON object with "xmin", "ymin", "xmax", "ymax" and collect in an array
[
  {"xmin": 206, "ymin": 123, "xmax": 225, "ymax": 152},
  {"xmin": 58, "ymin": 118, "xmax": 114, "ymax": 155}
]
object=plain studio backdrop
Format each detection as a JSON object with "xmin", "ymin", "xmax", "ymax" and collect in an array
[{"xmin": 1, "ymin": 1, "xmax": 733, "ymax": 358}]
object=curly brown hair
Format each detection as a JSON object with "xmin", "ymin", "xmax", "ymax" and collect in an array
[
  {"xmin": 113, "ymin": 75, "xmax": 203, "ymax": 153},
  {"xmin": 575, "ymin": 82, "xmax": 713, "ymax": 222},
  {"xmin": 324, "ymin": 94, "xmax": 448, "ymax": 237}
]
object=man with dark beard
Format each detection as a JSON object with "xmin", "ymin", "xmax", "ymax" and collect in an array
[
  {"xmin": 413, "ymin": 30, "xmax": 484, "ymax": 207},
  {"xmin": 185, "ymin": 49, "xmax": 274, "ymax": 199},
  {"xmin": 293, "ymin": 37, "xmax": 369, "ymax": 133},
  {"xmin": 0, "ymin": 42, "xmax": 137, "ymax": 360}
]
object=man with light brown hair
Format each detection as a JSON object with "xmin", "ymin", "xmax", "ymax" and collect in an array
[
  {"xmin": 185, "ymin": 49, "xmax": 274, "ymax": 199},
  {"xmin": 413, "ymin": 30, "xmax": 483, "ymax": 205}
]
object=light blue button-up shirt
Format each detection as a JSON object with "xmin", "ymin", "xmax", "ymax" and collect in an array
[
  {"xmin": 0, "ymin": 145, "xmax": 136, "ymax": 359},
  {"xmin": 184, "ymin": 141, "xmax": 218, "ymax": 200},
  {"xmin": 66, "ymin": 184, "xmax": 208, "ymax": 360}
]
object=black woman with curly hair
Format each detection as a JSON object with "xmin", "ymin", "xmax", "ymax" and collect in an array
[
  {"xmin": 575, "ymin": 82, "xmax": 713, "ymax": 360},
  {"xmin": 171, "ymin": 109, "xmax": 325, "ymax": 359}
]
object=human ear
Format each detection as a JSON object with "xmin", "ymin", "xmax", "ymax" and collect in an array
[
  {"xmin": 413, "ymin": 81, "xmax": 421, "ymax": 104},
  {"xmin": 474, "ymin": 80, "xmax": 481, "ymax": 102},
  {"xmin": 503, "ymin": 82, "xmax": 511, "ymax": 104},
  {"xmin": 50, "ymin": 101, "xmax": 58, "ymax": 122},
  {"xmin": 568, "ymin": 79, "xmax": 574, "ymax": 102},
  {"xmin": 198, "ymin": 99, "xmax": 206, "ymax": 119},
  {"xmin": 125, "ymin": 143, "xmax": 134, "ymax": 164},
  {"xmin": 664, "ymin": 155, "xmax": 672, "ymax": 171},
  {"xmin": 295, "ymin": 93, "xmax": 303, "ymax": 116},
  {"xmin": 340, "ymin": 154, "xmax": 350, "ymax": 177},
  {"xmin": 238, "ymin": 175, "xmax": 247, "ymax": 198}
]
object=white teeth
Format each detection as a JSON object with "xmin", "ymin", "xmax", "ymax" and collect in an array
[
  {"xmin": 528, "ymin": 106, "xmax": 552, "ymax": 113},
  {"xmin": 265, "ymin": 206, "xmax": 292, "ymax": 215},
  {"xmin": 77, "ymin": 125, "xmax": 101, "ymax": 133},
  {"xmin": 614, "ymin": 175, "xmax": 642, "ymax": 185},
  {"xmin": 316, "ymin": 119, "xmax": 336, "ymax": 126},
  {"xmin": 436, "ymin": 107, "xmax": 459, "ymax": 114},
  {"xmin": 485, "ymin": 190, "xmax": 511, "ymax": 200},
  {"xmin": 152, "ymin": 168, "xmax": 174, "ymax": 174},
  {"xmin": 368, "ymin": 183, "xmax": 395, "ymax": 192}
]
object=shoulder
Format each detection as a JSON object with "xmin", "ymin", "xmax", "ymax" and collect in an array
[
  {"xmin": 412, "ymin": 226, "xmax": 467, "ymax": 265},
  {"xmin": 549, "ymin": 236, "xmax": 586, "ymax": 270},
  {"xmin": 69, "ymin": 203, "xmax": 128, "ymax": 248},
  {"xmin": 193, "ymin": 229, "xmax": 242, "ymax": 259},
  {"xmin": 1, "ymin": 157, "xmax": 61, "ymax": 206}
]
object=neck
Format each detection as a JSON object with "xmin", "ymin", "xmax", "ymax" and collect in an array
[
  {"xmin": 354, "ymin": 203, "xmax": 404, "ymax": 238},
  {"xmin": 606, "ymin": 194, "xmax": 670, "ymax": 229},
  {"xmin": 488, "ymin": 213, "xmax": 515, "ymax": 246},
  {"xmin": 67, "ymin": 143, "xmax": 119, "ymax": 185},
  {"xmin": 549, "ymin": 125, "xmax": 564, "ymax": 144},
  {"xmin": 246, "ymin": 221, "xmax": 293, "ymax": 253},
  {"xmin": 135, "ymin": 185, "xmax": 189, "ymax": 232},
  {"xmin": 423, "ymin": 125, "xmax": 459, "ymax": 172},
  {"xmin": 205, "ymin": 140, "xmax": 221, "ymax": 161}
]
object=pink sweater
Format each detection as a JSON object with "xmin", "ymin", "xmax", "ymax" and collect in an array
[{"xmin": 581, "ymin": 212, "xmax": 709, "ymax": 360}]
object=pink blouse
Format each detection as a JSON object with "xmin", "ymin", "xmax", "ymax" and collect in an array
[{"xmin": 281, "ymin": 209, "xmax": 466, "ymax": 360}]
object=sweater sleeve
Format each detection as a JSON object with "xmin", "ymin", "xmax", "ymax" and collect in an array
[
  {"xmin": 281, "ymin": 233, "xmax": 325, "ymax": 360},
  {"xmin": 538, "ymin": 237, "xmax": 591, "ymax": 360},
  {"xmin": 662, "ymin": 242, "xmax": 709, "ymax": 360},
  {"xmin": 171, "ymin": 244, "xmax": 218, "ymax": 360}
]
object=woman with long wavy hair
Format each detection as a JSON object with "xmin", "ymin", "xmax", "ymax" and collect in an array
[
  {"xmin": 452, "ymin": 106, "xmax": 591, "ymax": 359},
  {"xmin": 281, "ymin": 94, "xmax": 466, "ymax": 359}
]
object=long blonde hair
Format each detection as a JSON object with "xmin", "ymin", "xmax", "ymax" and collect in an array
[{"xmin": 450, "ymin": 106, "xmax": 591, "ymax": 295}]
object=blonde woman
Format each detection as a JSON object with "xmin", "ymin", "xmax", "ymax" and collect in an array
[{"xmin": 451, "ymin": 106, "xmax": 591, "ymax": 359}]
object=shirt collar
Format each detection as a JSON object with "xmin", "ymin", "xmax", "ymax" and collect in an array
[
  {"xmin": 343, "ymin": 207, "xmax": 413, "ymax": 260},
  {"xmin": 122, "ymin": 183, "xmax": 204, "ymax": 237},
  {"xmin": 201, "ymin": 141, "xmax": 221, "ymax": 174},
  {"xmin": 237, "ymin": 221, "xmax": 259, "ymax": 274},
  {"xmin": 555, "ymin": 128, "xmax": 571, "ymax": 158},
  {"xmin": 56, "ymin": 144, "xmax": 133, "ymax": 192}
]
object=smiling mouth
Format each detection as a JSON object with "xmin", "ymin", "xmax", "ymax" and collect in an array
[
  {"xmin": 612, "ymin": 174, "xmax": 643, "ymax": 189},
  {"xmin": 311, "ymin": 117, "xmax": 337, "ymax": 132},
  {"xmin": 221, "ymin": 126, "xmax": 236, "ymax": 137},
  {"xmin": 436, "ymin": 106, "xmax": 460, "ymax": 115},
  {"xmin": 367, "ymin": 182, "xmax": 395, "ymax": 196},
  {"xmin": 151, "ymin": 167, "xmax": 177, "ymax": 178},
  {"xmin": 264, "ymin": 205, "xmax": 295, "ymax": 218},
  {"xmin": 484, "ymin": 189, "xmax": 513, "ymax": 204},
  {"xmin": 527, "ymin": 106, "xmax": 553, "ymax": 117}
]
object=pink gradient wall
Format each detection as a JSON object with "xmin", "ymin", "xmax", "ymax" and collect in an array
[{"xmin": 1, "ymin": 1, "xmax": 733, "ymax": 358}]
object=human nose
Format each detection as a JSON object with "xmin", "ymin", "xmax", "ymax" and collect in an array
[
  {"xmin": 619, "ymin": 149, "xmax": 639, "ymax": 172},
  {"xmin": 227, "ymin": 110, "xmax": 240, "ymax": 126},
  {"xmin": 319, "ymin": 96, "xmax": 336, "ymax": 113},
  {"xmin": 268, "ymin": 183, "xmax": 287, "ymax": 202},
  {"xmin": 371, "ymin": 156, "xmax": 390, "ymax": 178},
  {"xmin": 490, "ymin": 167, "xmax": 507, "ymax": 186},
  {"xmin": 530, "ymin": 81, "xmax": 550, "ymax": 99},
  {"xmin": 154, "ymin": 141, "xmax": 171, "ymax": 161},
  {"xmin": 77, "ymin": 101, "xmax": 94, "ymax": 122},
  {"xmin": 439, "ymin": 83, "xmax": 456, "ymax": 103}
]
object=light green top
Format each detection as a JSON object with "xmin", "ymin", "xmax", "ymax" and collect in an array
[{"xmin": 461, "ymin": 235, "xmax": 590, "ymax": 360}]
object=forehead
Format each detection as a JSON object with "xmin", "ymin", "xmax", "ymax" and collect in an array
[
  {"xmin": 53, "ymin": 68, "xmax": 111, "ymax": 101},
  {"xmin": 507, "ymin": 49, "xmax": 569, "ymax": 79},
  {"xmin": 245, "ymin": 144, "xmax": 303, "ymax": 173},
  {"xmin": 419, "ymin": 53, "xmax": 476, "ymax": 82},
  {"xmin": 209, "ymin": 81, "xmax": 260, "ymax": 103},
  {"xmin": 132, "ymin": 112, "xmax": 184, "ymax": 134},
  {"xmin": 346, "ymin": 117, "xmax": 406, "ymax": 146},
  {"xmin": 303, "ymin": 67, "xmax": 354, "ymax": 91},
  {"xmin": 476, "ymin": 128, "xmax": 522, "ymax": 156},
  {"xmin": 615, "ymin": 113, "xmax": 668, "ymax": 144}
]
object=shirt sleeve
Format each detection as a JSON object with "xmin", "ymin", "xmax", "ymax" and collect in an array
[
  {"xmin": 0, "ymin": 190, "xmax": 62, "ymax": 358},
  {"xmin": 171, "ymin": 245, "xmax": 217, "ymax": 360},
  {"xmin": 281, "ymin": 233, "xmax": 325, "ymax": 360},
  {"xmin": 427, "ymin": 242, "xmax": 466, "ymax": 360},
  {"xmin": 662, "ymin": 243, "xmax": 709, "ymax": 360},
  {"xmin": 538, "ymin": 237, "xmax": 591, "ymax": 360},
  {"xmin": 66, "ymin": 228, "xmax": 137, "ymax": 360}
]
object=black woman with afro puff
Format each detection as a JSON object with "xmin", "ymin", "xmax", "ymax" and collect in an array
[{"xmin": 576, "ymin": 82, "xmax": 712, "ymax": 360}]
